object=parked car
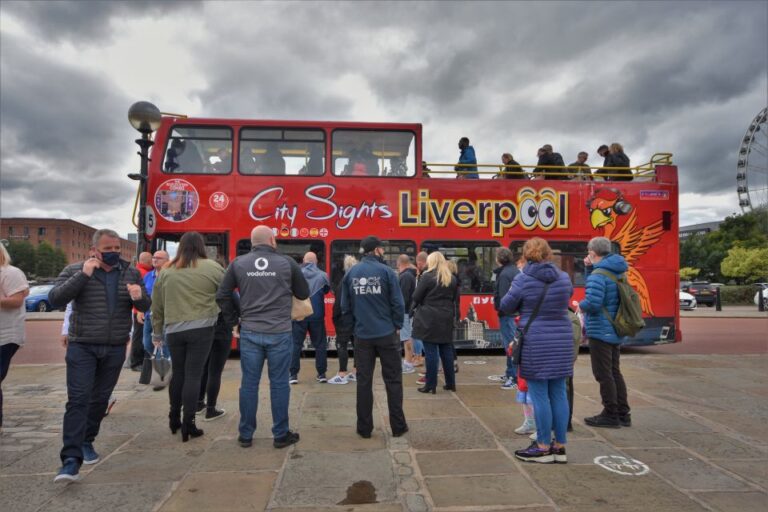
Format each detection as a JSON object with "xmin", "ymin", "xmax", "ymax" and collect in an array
[
  {"xmin": 25, "ymin": 284, "xmax": 55, "ymax": 312},
  {"xmin": 687, "ymin": 281, "xmax": 717, "ymax": 307},
  {"xmin": 680, "ymin": 281, "xmax": 692, "ymax": 293},
  {"xmin": 754, "ymin": 283, "xmax": 768, "ymax": 309},
  {"xmin": 679, "ymin": 291, "xmax": 697, "ymax": 310}
]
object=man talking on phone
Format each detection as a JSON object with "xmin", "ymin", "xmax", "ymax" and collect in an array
[{"xmin": 49, "ymin": 229, "xmax": 150, "ymax": 483}]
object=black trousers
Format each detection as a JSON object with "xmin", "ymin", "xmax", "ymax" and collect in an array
[
  {"xmin": 167, "ymin": 327, "xmax": 213, "ymax": 422},
  {"xmin": 129, "ymin": 312, "xmax": 145, "ymax": 369},
  {"xmin": 1, "ymin": 343, "xmax": 21, "ymax": 427},
  {"xmin": 589, "ymin": 338, "xmax": 630, "ymax": 418},
  {"xmin": 61, "ymin": 342, "xmax": 124, "ymax": 463},
  {"xmin": 354, "ymin": 333, "xmax": 407, "ymax": 435},
  {"xmin": 199, "ymin": 322, "xmax": 232, "ymax": 408},
  {"xmin": 335, "ymin": 328, "xmax": 354, "ymax": 372}
]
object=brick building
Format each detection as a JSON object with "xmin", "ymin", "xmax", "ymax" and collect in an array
[{"xmin": 0, "ymin": 218, "xmax": 137, "ymax": 264}]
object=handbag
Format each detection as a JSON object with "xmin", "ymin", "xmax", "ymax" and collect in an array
[
  {"xmin": 509, "ymin": 283, "xmax": 551, "ymax": 365},
  {"xmin": 291, "ymin": 296, "xmax": 314, "ymax": 321},
  {"xmin": 138, "ymin": 356, "xmax": 152, "ymax": 385},
  {"xmin": 150, "ymin": 346, "xmax": 172, "ymax": 388}
]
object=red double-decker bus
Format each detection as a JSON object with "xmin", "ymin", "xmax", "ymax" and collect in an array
[{"xmin": 136, "ymin": 115, "xmax": 680, "ymax": 349}]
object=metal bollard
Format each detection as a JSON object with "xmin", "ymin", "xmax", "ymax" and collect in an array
[
  {"xmin": 759, "ymin": 287, "xmax": 765, "ymax": 313},
  {"xmin": 715, "ymin": 286, "xmax": 722, "ymax": 311}
]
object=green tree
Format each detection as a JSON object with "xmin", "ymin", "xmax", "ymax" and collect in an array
[
  {"xmin": 35, "ymin": 242, "xmax": 67, "ymax": 278},
  {"xmin": 7, "ymin": 240, "xmax": 36, "ymax": 276},
  {"xmin": 721, "ymin": 246, "xmax": 768, "ymax": 284},
  {"xmin": 679, "ymin": 267, "xmax": 700, "ymax": 281}
]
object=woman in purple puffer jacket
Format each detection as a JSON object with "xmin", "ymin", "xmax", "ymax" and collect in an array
[{"xmin": 500, "ymin": 237, "xmax": 574, "ymax": 464}]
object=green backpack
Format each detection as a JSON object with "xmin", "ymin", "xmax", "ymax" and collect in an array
[{"xmin": 593, "ymin": 269, "xmax": 645, "ymax": 338}]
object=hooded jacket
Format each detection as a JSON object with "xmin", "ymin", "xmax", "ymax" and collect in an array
[
  {"xmin": 493, "ymin": 263, "xmax": 519, "ymax": 317},
  {"xmin": 500, "ymin": 261, "xmax": 574, "ymax": 380},
  {"xmin": 456, "ymin": 145, "xmax": 478, "ymax": 178},
  {"xmin": 300, "ymin": 262, "xmax": 330, "ymax": 322},
  {"xmin": 579, "ymin": 253, "xmax": 628, "ymax": 344},
  {"xmin": 341, "ymin": 254, "xmax": 404, "ymax": 339}
]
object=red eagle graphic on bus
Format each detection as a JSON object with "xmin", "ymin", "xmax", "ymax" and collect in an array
[{"xmin": 587, "ymin": 188, "xmax": 664, "ymax": 316}]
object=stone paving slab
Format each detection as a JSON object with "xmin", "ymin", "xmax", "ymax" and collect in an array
[
  {"xmin": 624, "ymin": 448, "xmax": 753, "ymax": 491},
  {"xmin": 713, "ymin": 459, "xmax": 768, "ymax": 488},
  {"xmin": 406, "ymin": 417, "xmax": 497, "ymax": 451},
  {"xmin": 159, "ymin": 472, "xmax": 276, "ymax": 512},
  {"xmin": 274, "ymin": 450, "xmax": 397, "ymax": 507},
  {"xmin": 416, "ymin": 450, "xmax": 517, "ymax": 476},
  {"xmin": 691, "ymin": 491, "xmax": 768, "ymax": 512},
  {"xmin": 425, "ymin": 474, "xmax": 549, "ymax": 508},
  {"xmin": 192, "ymin": 437, "xmax": 285, "ymax": 472}
]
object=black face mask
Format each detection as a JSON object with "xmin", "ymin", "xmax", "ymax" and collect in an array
[{"xmin": 100, "ymin": 251, "xmax": 121, "ymax": 267}]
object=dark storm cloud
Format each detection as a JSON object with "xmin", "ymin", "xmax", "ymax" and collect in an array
[
  {"xmin": 1, "ymin": 0, "xmax": 201, "ymax": 43},
  {"xmin": 0, "ymin": 32, "xmax": 135, "ymax": 212}
]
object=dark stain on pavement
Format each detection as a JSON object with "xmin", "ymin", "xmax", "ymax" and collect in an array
[{"xmin": 337, "ymin": 480, "xmax": 377, "ymax": 505}]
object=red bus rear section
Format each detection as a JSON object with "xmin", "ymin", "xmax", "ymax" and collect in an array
[{"xmin": 140, "ymin": 116, "xmax": 680, "ymax": 350}]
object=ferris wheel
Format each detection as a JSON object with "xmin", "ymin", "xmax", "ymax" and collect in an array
[{"xmin": 737, "ymin": 106, "xmax": 768, "ymax": 213}]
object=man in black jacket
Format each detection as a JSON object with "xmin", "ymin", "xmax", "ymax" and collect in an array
[
  {"xmin": 493, "ymin": 248, "xmax": 520, "ymax": 390},
  {"xmin": 49, "ymin": 229, "xmax": 150, "ymax": 483},
  {"xmin": 341, "ymin": 236, "xmax": 407, "ymax": 438},
  {"xmin": 397, "ymin": 255, "xmax": 417, "ymax": 373}
]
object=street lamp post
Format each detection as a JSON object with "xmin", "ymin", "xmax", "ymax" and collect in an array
[{"xmin": 127, "ymin": 101, "xmax": 162, "ymax": 255}]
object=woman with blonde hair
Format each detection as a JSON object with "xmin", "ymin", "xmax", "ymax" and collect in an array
[
  {"xmin": 500, "ymin": 237, "xmax": 573, "ymax": 463},
  {"xmin": 329, "ymin": 255, "xmax": 359, "ymax": 384},
  {"xmin": 411, "ymin": 251, "xmax": 459, "ymax": 394},
  {"xmin": 0, "ymin": 244, "xmax": 30, "ymax": 428}
]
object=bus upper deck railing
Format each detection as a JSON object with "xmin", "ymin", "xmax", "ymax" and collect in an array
[{"xmin": 426, "ymin": 153, "xmax": 674, "ymax": 180}]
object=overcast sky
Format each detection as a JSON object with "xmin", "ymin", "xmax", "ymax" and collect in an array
[{"xmin": 1, "ymin": 0, "xmax": 766, "ymax": 238}]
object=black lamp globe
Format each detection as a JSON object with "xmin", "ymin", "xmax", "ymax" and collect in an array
[{"xmin": 128, "ymin": 101, "xmax": 161, "ymax": 134}]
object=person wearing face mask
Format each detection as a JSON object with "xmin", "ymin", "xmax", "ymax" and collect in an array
[
  {"xmin": 48, "ymin": 229, "xmax": 150, "ymax": 483},
  {"xmin": 216, "ymin": 225, "xmax": 309, "ymax": 450},
  {"xmin": 340, "ymin": 236, "xmax": 408, "ymax": 439}
]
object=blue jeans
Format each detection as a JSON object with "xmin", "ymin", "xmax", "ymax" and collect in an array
[
  {"xmin": 527, "ymin": 377, "xmax": 569, "ymax": 446},
  {"xmin": 61, "ymin": 342, "xmax": 125, "ymax": 463},
  {"xmin": 411, "ymin": 337, "xmax": 424, "ymax": 357},
  {"xmin": 423, "ymin": 342, "xmax": 456, "ymax": 390},
  {"xmin": 499, "ymin": 316, "xmax": 517, "ymax": 380},
  {"xmin": 290, "ymin": 319, "xmax": 327, "ymax": 377},
  {"xmin": 239, "ymin": 330, "xmax": 292, "ymax": 440},
  {"xmin": 142, "ymin": 316, "xmax": 169, "ymax": 359}
]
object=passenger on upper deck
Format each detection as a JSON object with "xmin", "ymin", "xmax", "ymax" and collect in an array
[
  {"xmin": 263, "ymin": 143, "xmax": 286, "ymax": 175},
  {"xmin": 596, "ymin": 143, "xmax": 632, "ymax": 182},
  {"xmin": 213, "ymin": 148, "xmax": 231, "ymax": 173},
  {"xmin": 541, "ymin": 144, "xmax": 566, "ymax": 179},
  {"xmin": 455, "ymin": 137, "xmax": 478, "ymax": 179},
  {"xmin": 164, "ymin": 138, "xmax": 205, "ymax": 173},
  {"xmin": 567, "ymin": 152, "xmax": 592, "ymax": 181},
  {"xmin": 299, "ymin": 145, "xmax": 323, "ymax": 176},
  {"xmin": 498, "ymin": 153, "xmax": 524, "ymax": 179},
  {"xmin": 421, "ymin": 161, "xmax": 432, "ymax": 179}
]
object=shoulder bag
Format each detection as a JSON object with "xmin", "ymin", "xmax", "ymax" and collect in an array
[{"xmin": 508, "ymin": 283, "xmax": 551, "ymax": 365}]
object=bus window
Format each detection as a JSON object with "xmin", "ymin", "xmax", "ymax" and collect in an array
[
  {"xmin": 330, "ymin": 239, "xmax": 416, "ymax": 288},
  {"xmin": 508, "ymin": 241, "xmax": 618, "ymax": 286},
  {"xmin": 239, "ymin": 128, "xmax": 325, "ymax": 176},
  {"xmin": 422, "ymin": 241, "xmax": 500, "ymax": 294},
  {"xmin": 235, "ymin": 239, "xmax": 325, "ymax": 268},
  {"xmin": 163, "ymin": 127, "xmax": 232, "ymax": 174},
  {"xmin": 332, "ymin": 130, "xmax": 415, "ymax": 177},
  {"xmin": 276, "ymin": 240, "xmax": 325, "ymax": 268}
]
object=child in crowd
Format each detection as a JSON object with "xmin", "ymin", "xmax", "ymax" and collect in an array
[{"xmin": 515, "ymin": 373, "xmax": 536, "ymax": 435}]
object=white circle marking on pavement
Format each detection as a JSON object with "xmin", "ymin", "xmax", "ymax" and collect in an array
[{"xmin": 594, "ymin": 455, "xmax": 650, "ymax": 476}]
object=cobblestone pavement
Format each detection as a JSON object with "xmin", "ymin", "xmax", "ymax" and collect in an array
[{"xmin": 1, "ymin": 353, "xmax": 766, "ymax": 512}]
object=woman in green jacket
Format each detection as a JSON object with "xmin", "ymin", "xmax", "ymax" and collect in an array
[{"xmin": 151, "ymin": 232, "xmax": 225, "ymax": 441}]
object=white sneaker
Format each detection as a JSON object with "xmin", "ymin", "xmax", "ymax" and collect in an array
[
  {"xmin": 529, "ymin": 431, "xmax": 537, "ymax": 441},
  {"xmin": 402, "ymin": 362, "xmax": 415, "ymax": 374},
  {"xmin": 515, "ymin": 419, "xmax": 536, "ymax": 435},
  {"xmin": 346, "ymin": 373, "xmax": 357, "ymax": 382},
  {"xmin": 327, "ymin": 374, "xmax": 348, "ymax": 385},
  {"xmin": 289, "ymin": 376, "xmax": 299, "ymax": 385},
  {"xmin": 501, "ymin": 377, "xmax": 517, "ymax": 390}
]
